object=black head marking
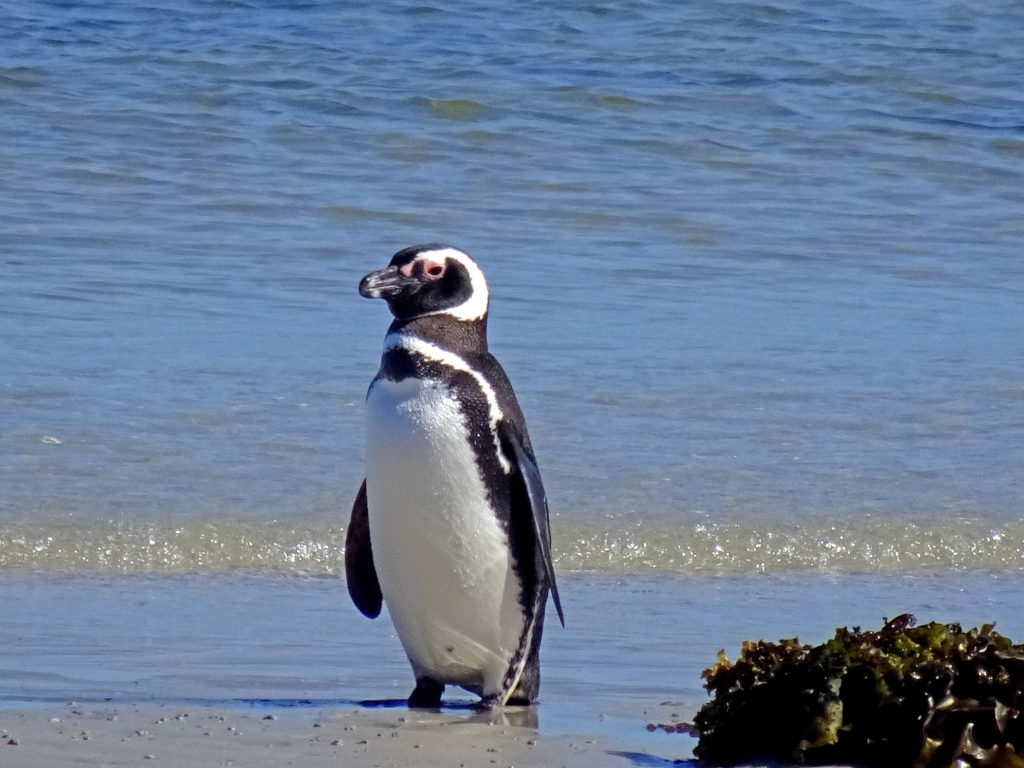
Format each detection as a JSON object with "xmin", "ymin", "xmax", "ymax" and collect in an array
[{"xmin": 359, "ymin": 244, "xmax": 489, "ymax": 322}]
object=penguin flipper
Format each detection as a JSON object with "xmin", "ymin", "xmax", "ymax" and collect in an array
[
  {"xmin": 345, "ymin": 479, "xmax": 383, "ymax": 619},
  {"xmin": 500, "ymin": 424, "xmax": 565, "ymax": 628}
]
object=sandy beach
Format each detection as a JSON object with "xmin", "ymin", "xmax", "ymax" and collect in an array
[{"xmin": 0, "ymin": 703, "xmax": 658, "ymax": 768}]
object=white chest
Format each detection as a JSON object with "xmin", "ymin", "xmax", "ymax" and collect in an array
[{"xmin": 364, "ymin": 376, "xmax": 525, "ymax": 696}]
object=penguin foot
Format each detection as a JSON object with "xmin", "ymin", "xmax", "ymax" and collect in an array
[{"xmin": 407, "ymin": 677, "xmax": 444, "ymax": 708}]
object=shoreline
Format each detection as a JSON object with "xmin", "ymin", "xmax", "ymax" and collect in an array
[
  {"xmin": 0, "ymin": 702, "xmax": 675, "ymax": 768},
  {"xmin": 6, "ymin": 571, "xmax": 1024, "ymax": 767}
]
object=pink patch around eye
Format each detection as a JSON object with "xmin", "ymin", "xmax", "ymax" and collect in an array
[{"xmin": 421, "ymin": 258, "xmax": 446, "ymax": 278}]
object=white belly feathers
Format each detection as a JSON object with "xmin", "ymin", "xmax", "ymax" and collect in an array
[{"xmin": 365, "ymin": 374, "xmax": 525, "ymax": 697}]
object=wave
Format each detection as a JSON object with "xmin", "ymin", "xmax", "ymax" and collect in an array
[
  {"xmin": 1, "ymin": 515, "xmax": 1022, "ymax": 576},
  {"xmin": 556, "ymin": 518, "xmax": 1024, "ymax": 574}
]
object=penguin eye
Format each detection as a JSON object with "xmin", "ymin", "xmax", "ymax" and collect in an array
[{"xmin": 423, "ymin": 261, "xmax": 446, "ymax": 279}]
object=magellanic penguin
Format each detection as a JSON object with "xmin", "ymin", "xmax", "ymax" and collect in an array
[{"xmin": 345, "ymin": 244, "xmax": 564, "ymax": 708}]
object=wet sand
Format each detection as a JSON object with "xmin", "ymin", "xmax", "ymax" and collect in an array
[{"xmin": 0, "ymin": 703, "xmax": 655, "ymax": 768}]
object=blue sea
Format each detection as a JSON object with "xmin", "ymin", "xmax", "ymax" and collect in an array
[{"xmin": 2, "ymin": 0, "xmax": 1023, "ymax": 761}]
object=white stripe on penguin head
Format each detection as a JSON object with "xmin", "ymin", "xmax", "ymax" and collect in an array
[{"xmin": 413, "ymin": 247, "xmax": 490, "ymax": 322}]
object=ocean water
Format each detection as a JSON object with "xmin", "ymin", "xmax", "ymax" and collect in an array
[
  {"xmin": 3, "ymin": 0, "xmax": 1022, "ymax": 576},
  {"xmin": 2, "ymin": 0, "xmax": 1023, "ymax": 758}
]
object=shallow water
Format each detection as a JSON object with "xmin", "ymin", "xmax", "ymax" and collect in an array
[{"xmin": 3, "ymin": 570, "xmax": 1023, "ymax": 760}]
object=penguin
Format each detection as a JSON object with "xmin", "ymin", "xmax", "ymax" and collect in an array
[{"xmin": 345, "ymin": 244, "xmax": 564, "ymax": 708}]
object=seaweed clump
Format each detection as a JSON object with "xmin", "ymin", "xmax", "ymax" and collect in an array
[{"xmin": 693, "ymin": 615, "xmax": 1024, "ymax": 767}]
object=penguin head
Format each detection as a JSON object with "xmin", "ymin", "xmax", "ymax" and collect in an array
[{"xmin": 359, "ymin": 244, "xmax": 489, "ymax": 322}]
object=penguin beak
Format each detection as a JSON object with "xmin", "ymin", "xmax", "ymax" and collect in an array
[{"xmin": 359, "ymin": 265, "xmax": 420, "ymax": 300}]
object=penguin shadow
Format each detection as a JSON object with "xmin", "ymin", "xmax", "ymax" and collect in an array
[
  {"xmin": 357, "ymin": 697, "xmax": 539, "ymax": 728},
  {"xmin": 608, "ymin": 752, "xmax": 696, "ymax": 767}
]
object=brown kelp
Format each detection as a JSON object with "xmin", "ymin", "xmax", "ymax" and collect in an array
[{"xmin": 691, "ymin": 615, "xmax": 1024, "ymax": 767}]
